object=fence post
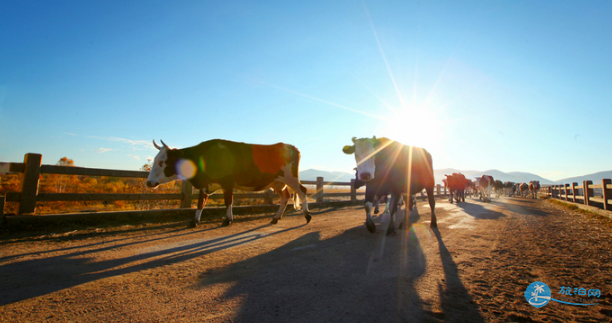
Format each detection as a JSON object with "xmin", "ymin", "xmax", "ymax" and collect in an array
[
  {"xmin": 572, "ymin": 182, "xmax": 577, "ymax": 203},
  {"xmin": 583, "ymin": 180, "xmax": 593, "ymax": 206},
  {"xmin": 564, "ymin": 183, "xmax": 570, "ymax": 201},
  {"xmin": 18, "ymin": 153, "xmax": 42, "ymax": 215},
  {"xmin": 180, "ymin": 180, "xmax": 193, "ymax": 208},
  {"xmin": 316, "ymin": 177, "xmax": 324, "ymax": 203},
  {"xmin": 1, "ymin": 195, "xmax": 4, "ymax": 219},
  {"xmin": 350, "ymin": 179, "xmax": 356, "ymax": 202},
  {"xmin": 436, "ymin": 184, "xmax": 441, "ymax": 197},
  {"xmin": 602, "ymin": 179, "xmax": 612, "ymax": 211}
]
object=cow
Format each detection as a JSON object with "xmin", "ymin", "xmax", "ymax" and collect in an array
[
  {"xmin": 519, "ymin": 182, "xmax": 529, "ymax": 198},
  {"xmin": 343, "ymin": 136, "xmax": 436, "ymax": 235},
  {"xmin": 353, "ymin": 168, "xmax": 410, "ymax": 214},
  {"xmin": 464, "ymin": 179, "xmax": 475, "ymax": 197},
  {"xmin": 444, "ymin": 173, "xmax": 467, "ymax": 203},
  {"xmin": 493, "ymin": 180, "xmax": 505, "ymax": 198},
  {"xmin": 476, "ymin": 175, "xmax": 494, "ymax": 202},
  {"xmin": 529, "ymin": 180, "xmax": 541, "ymax": 199},
  {"xmin": 146, "ymin": 139, "xmax": 310, "ymax": 227},
  {"xmin": 504, "ymin": 181, "xmax": 516, "ymax": 196}
]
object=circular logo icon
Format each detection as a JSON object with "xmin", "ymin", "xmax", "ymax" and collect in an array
[{"xmin": 525, "ymin": 282, "xmax": 551, "ymax": 308}]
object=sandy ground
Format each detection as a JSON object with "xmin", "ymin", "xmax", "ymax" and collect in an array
[{"xmin": 1, "ymin": 197, "xmax": 611, "ymax": 322}]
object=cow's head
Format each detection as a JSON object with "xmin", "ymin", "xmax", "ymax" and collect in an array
[
  {"xmin": 146, "ymin": 140, "xmax": 184, "ymax": 188},
  {"xmin": 342, "ymin": 136, "xmax": 385, "ymax": 182}
]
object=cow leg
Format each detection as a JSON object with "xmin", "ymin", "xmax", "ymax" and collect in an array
[
  {"xmin": 270, "ymin": 184, "xmax": 290, "ymax": 224},
  {"xmin": 276, "ymin": 173, "xmax": 311, "ymax": 224},
  {"xmin": 221, "ymin": 187, "xmax": 234, "ymax": 226},
  {"xmin": 190, "ymin": 189, "xmax": 209, "ymax": 228},
  {"xmin": 427, "ymin": 187, "xmax": 437, "ymax": 228},
  {"xmin": 373, "ymin": 196, "xmax": 381, "ymax": 215},
  {"xmin": 364, "ymin": 189, "xmax": 376, "ymax": 233},
  {"xmin": 386, "ymin": 193, "xmax": 399, "ymax": 236}
]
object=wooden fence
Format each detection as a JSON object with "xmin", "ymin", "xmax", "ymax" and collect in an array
[
  {"xmin": 1, "ymin": 153, "xmax": 451, "ymax": 218},
  {"xmin": 543, "ymin": 179, "xmax": 612, "ymax": 212}
]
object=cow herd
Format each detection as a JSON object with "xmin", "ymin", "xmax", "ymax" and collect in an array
[{"xmin": 145, "ymin": 137, "xmax": 542, "ymax": 236}]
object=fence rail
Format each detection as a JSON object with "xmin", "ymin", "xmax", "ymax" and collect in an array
[
  {"xmin": 1, "ymin": 153, "xmax": 452, "ymax": 219},
  {"xmin": 543, "ymin": 179, "xmax": 612, "ymax": 212}
]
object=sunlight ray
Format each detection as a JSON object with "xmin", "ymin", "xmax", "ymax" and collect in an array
[
  {"xmin": 262, "ymin": 81, "xmax": 388, "ymax": 121},
  {"xmin": 363, "ymin": 2, "xmax": 407, "ymax": 109}
]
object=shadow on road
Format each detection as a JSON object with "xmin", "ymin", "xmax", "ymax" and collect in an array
[
  {"xmin": 197, "ymin": 225, "xmax": 437, "ymax": 322},
  {"xmin": 0, "ymin": 223, "xmax": 305, "ymax": 305},
  {"xmin": 455, "ymin": 202, "xmax": 506, "ymax": 220},
  {"xmin": 433, "ymin": 229, "xmax": 485, "ymax": 322}
]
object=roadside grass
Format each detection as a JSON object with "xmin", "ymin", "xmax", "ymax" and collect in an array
[{"xmin": 545, "ymin": 198, "xmax": 612, "ymax": 229}]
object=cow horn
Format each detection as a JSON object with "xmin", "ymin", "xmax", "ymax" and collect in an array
[
  {"xmin": 351, "ymin": 137, "xmax": 357, "ymax": 143},
  {"xmin": 160, "ymin": 139, "xmax": 170, "ymax": 150},
  {"xmin": 153, "ymin": 140, "xmax": 162, "ymax": 150}
]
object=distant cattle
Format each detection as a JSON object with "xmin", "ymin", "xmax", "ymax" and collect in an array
[
  {"xmin": 146, "ymin": 139, "xmax": 311, "ymax": 227},
  {"xmin": 493, "ymin": 180, "xmax": 505, "ymax": 198},
  {"xmin": 529, "ymin": 181, "xmax": 541, "ymax": 199},
  {"xmin": 504, "ymin": 181, "xmax": 516, "ymax": 196},
  {"xmin": 465, "ymin": 179, "xmax": 475, "ymax": 197},
  {"xmin": 343, "ymin": 136, "xmax": 436, "ymax": 235},
  {"xmin": 519, "ymin": 182, "xmax": 529, "ymax": 197},
  {"xmin": 476, "ymin": 175, "xmax": 494, "ymax": 202},
  {"xmin": 444, "ymin": 173, "xmax": 467, "ymax": 203}
]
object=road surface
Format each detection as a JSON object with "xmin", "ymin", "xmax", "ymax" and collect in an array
[{"xmin": 1, "ymin": 197, "xmax": 611, "ymax": 322}]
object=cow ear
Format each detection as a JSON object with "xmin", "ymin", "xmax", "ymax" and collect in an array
[{"xmin": 342, "ymin": 145, "xmax": 355, "ymax": 154}]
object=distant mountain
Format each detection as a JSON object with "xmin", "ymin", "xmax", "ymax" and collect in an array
[
  {"xmin": 299, "ymin": 169, "xmax": 355, "ymax": 182},
  {"xmin": 434, "ymin": 169, "xmax": 556, "ymax": 185},
  {"xmin": 556, "ymin": 170, "xmax": 612, "ymax": 185},
  {"xmin": 301, "ymin": 168, "xmax": 557, "ymax": 185}
]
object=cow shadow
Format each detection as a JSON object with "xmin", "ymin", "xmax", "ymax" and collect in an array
[
  {"xmin": 433, "ymin": 229, "xmax": 485, "ymax": 322},
  {"xmin": 455, "ymin": 202, "xmax": 506, "ymax": 220},
  {"xmin": 0, "ymin": 223, "xmax": 305, "ymax": 305},
  {"xmin": 196, "ymin": 221, "xmax": 478, "ymax": 322}
]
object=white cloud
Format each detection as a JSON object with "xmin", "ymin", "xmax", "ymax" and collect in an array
[
  {"xmin": 87, "ymin": 136, "xmax": 154, "ymax": 151},
  {"xmin": 96, "ymin": 148, "xmax": 113, "ymax": 153},
  {"xmin": 128, "ymin": 155, "xmax": 140, "ymax": 160},
  {"xmin": 64, "ymin": 132, "xmax": 77, "ymax": 136}
]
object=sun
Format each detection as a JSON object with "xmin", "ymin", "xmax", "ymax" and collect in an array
[{"xmin": 379, "ymin": 106, "xmax": 445, "ymax": 150}]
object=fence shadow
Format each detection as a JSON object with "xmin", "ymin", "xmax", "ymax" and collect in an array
[{"xmin": 0, "ymin": 223, "xmax": 305, "ymax": 305}]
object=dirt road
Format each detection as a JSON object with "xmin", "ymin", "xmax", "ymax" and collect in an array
[{"xmin": 1, "ymin": 197, "xmax": 611, "ymax": 322}]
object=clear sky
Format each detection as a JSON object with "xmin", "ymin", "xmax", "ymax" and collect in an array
[{"xmin": 1, "ymin": 1, "xmax": 610, "ymax": 182}]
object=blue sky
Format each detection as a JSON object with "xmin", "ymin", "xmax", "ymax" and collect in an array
[{"xmin": 1, "ymin": 1, "xmax": 610, "ymax": 181}]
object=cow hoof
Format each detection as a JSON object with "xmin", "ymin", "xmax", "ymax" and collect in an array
[
  {"xmin": 270, "ymin": 218, "xmax": 279, "ymax": 224},
  {"xmin": 386, "ymin": 227, "xmax": 396, "ymax": 236},
  {"xmin": 189, "ymin": 219, "xmax": 199, "ymax": 228},
  {"xmin": 305, "ymin": 213, "xmax": 312, "ymax": 224},
  {"xmin": 374, "ymin": 210, "xmax": 379, "ymax": 215},
  {"xmin": 221, "ymin": 219, "xmax": 232, "ymax": 227},
  {"xmin": 366, "ymin": 219, "xmax": 376, "ymax": 233}
]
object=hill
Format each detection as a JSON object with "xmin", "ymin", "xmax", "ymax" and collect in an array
[
  {"xmin": 556, "ymin": 170, "xmax": 612, "ymax": 184},
  {"xmin": 301, "ymin": 168, "xmax": 557, "ymax": 186}
]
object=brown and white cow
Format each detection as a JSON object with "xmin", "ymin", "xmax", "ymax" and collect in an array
[
  {"xmin": 476, "ymin": 175, "xmax": 494, "ymax": 202},
  {"xmin": 343, "ymin": 136, "xmax": 436, "ymax": 235},
  {"xmin": 519, "ymin": 182, "xmax": 529, "ymax": 198},
  {"xmin": 444, "ymin": 173, "xmax": 467, "ymax": 203},
  {"xmin": 146, "ymin": 139, "xmax": 310, "ymax": 227},
  {"xmin": 529, "ymin": 180, "xmax": 541, "ymax": 199}
]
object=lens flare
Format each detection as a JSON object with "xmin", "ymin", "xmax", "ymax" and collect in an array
[{"xmin": 177, "ymin": 159, "xmax": 197, "ymax": 179}]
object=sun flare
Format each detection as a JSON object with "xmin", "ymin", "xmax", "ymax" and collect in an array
[{"xmin": 380, "ymin": 107, "xmax": 444, "ymax": 150}]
